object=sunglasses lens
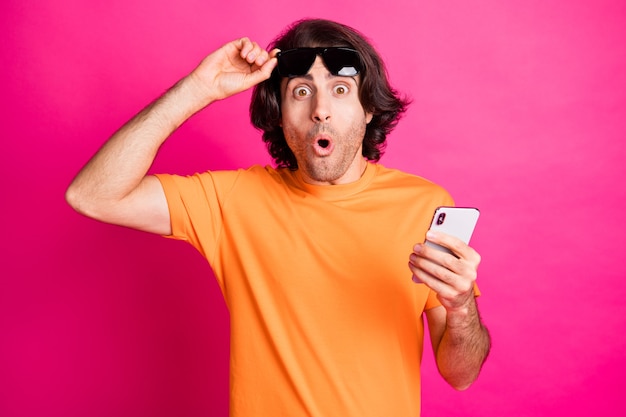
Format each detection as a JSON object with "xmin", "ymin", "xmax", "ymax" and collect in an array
[
  {"xmin": 277, "ymin": 48, "xmax": 362, "ymax": 77},
  {"xmin": 277, "ymin": 50, "xmax": 316, "ymax": 77},
  {"xmin": 323, "ymin": 48, "xmax": 361, "ymax": 77}
]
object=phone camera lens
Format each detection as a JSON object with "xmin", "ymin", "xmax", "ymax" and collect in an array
[{"xmin": 436, "ymin": 213, "xmax": 446, "ymax": 225}]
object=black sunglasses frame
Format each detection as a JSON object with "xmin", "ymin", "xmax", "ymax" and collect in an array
[{"xmin": 276, "ymin": 47, "xmax": 362, "ymax": 78}]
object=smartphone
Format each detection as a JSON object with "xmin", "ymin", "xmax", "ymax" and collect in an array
[{"xmin": 424, "ymin": 206, "xmax": 480, "ymax": 256}]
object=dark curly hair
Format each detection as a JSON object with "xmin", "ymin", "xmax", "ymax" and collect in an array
[{"xmin": 250, "ymin": 19, "xmax": 410, "ymax": 169}]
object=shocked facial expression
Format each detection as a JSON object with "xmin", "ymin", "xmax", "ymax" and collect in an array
[{"xmin": 280, "ymin": 57, "xmax": 373, "ymax": 185}]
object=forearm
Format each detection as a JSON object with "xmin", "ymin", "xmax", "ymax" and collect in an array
[
  {"xmin": 66, "ymin": 75, "xmax": 208, "ymax": 216},
  {"xmin": 435, "ymin": 299, "xmax": 491, "ymax": 390}
]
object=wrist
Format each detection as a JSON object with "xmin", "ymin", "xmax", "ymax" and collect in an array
[
  {"xmin": 445, "ymin": 299, "xmax": 480, "ymax": 331},
  {"xmin": 151, "ymin": 76, "xmax": 213, "ymax": 130},
  {"xmin": 184, "ymin": 71, "xmax": 219, "ymax": 107}
]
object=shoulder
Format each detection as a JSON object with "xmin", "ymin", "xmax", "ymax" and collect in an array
[
  {"xmin": 156, "ymin": 165, "xmax": 294, "ymax": 197},
  {"xmin": 371, "ymin": 164, "xmax": 453, "ymax": 203},
  {"xmin": 158, "ymin": 165, "xmax": 280, "ymax": 186},
  {"xmin": 209, "ymin": 165, "xmax": 299, "ymax": 201}
]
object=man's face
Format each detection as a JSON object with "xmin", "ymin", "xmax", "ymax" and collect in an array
[{"xmin": 280, "ymin": 57, "xmax": 373, "ymax": 185}]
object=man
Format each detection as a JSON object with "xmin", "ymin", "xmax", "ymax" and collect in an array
[{"xmin": 66, "ymin": 18, "xmax": 490, "ymax": 416}]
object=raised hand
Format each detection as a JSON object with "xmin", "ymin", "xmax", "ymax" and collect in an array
[{"xmin": 187, "ymin": 37, "xmax": 279, "ymax": 106}]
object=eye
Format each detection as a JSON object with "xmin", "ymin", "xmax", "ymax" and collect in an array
[
  {"xmin": 333, "ymin": 84, "xmax": 349, "ymax": 95},
  {"xmin": 293, "ymin": 86, "xmax": 312, "ymax": 98}
]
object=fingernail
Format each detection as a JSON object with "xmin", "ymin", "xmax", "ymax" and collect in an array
[
  {"xmin": 426, "ymin": 230, "xmax": 437, "ymax": 239},
  {"xmin": 412, "ymin": 275, "xmax": 422, "ymax": 284}
]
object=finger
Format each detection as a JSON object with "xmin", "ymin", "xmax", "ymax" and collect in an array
[
  {"xmin": 237, "ymin": 42, "xmax": 275, "ymax": 71},
  {"xmin": 251, "ymin": 47, "xmax": 271, "ymax": 67},
  {"xmin": 241, "ymin": 55, "xmax": 278, "ymax": 87},
  {"xmin": 413, "ymin": 243, "xmax": 463, "ymax": 274},
  {"xmin": 410, "ymin": 245, "xmax": 477, "ymax": 292},
  {"xmin": 237, "ymin": 37, "xmax": 252, "ymax": 56},
  {"xmin": 408, "ymin": 258, "xmax": 455, "ymax": 297},
  {"xmin": 426, "ymin": 231, "xmax": 481, "ymax": 266},
  {"xmin": 408, "ymin": 256, "xmax": 474, "ymax": 301},
  {"xmin": 269, "ymin": 48, "xmax": 281, "ymax": 58},
  {"xmin": 254, "ymin": 48, "xmax": 281, "ymax": 70},
  {"xmin": 409, "ymin": 250, "xmax": 459, "ymax": 285},
  {"xmin": 239, "ymin": 40, "xmax": 263, "ymax": 65},
  {"xmin": 257, "ymin": 55, "xmax": 278, "ymax": 76}
]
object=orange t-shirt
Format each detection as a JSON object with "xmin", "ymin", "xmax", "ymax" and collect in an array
[{"xmin": 156, "ymin": 163, "xmax": 454, "ymax": 416}]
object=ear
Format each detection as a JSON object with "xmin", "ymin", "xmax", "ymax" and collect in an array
[{"xmin": 365, "ymin": 111, "xmax": 374, "ymax": 124}]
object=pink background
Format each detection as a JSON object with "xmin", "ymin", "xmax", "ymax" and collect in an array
[{"xmin": 2, "ymin": 0, "xmax": 625, "ymax": 416}]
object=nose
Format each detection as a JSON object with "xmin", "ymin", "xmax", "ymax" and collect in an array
[{"xmin": 311, "ymin": 90, "xmax": 331, "ymax": 123}]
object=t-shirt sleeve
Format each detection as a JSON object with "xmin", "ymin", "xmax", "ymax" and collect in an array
[
  {"xmin": 424, "ymin": 283, "xmax": 482, "ymax": 311},
  {"xmin": 154, "ymin": 171, "xmax": 239, "ymax": 263},
  {"xmin": 424, "ymin": 288, "xmax": 442, "ymax": 310}
]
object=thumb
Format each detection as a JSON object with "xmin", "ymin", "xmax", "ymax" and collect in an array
[{"xmin": 248, "ymin": 55, "xmax": 279, "ymax": 86}]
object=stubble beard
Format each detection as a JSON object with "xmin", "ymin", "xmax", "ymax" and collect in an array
[{"xmin": 287, "ymin": 121, "xmax": 367, "ymax": 184}]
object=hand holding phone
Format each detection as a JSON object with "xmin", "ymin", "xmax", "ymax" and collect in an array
[{"xmin": 424, "ymin": 207, "xmax": 480, "ymax": 256}]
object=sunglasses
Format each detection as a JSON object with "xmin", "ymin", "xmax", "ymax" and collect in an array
[{"xmin": 276, "ymin": 47, "xmax": 362, "ymax": 78}]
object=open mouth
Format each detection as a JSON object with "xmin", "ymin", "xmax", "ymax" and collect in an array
[{"xmin": 312, "ymin": 137, "xmax": 334, "ymax": 156}]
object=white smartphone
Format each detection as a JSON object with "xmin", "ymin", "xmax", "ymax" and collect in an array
[{"xmin": 424, "ymin": 206, "xmax": 480, "ymax": 256}]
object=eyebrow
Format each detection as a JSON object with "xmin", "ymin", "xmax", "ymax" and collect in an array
[
  {"xmin": 285, "ymin": 73, "xmax": 358, "ymax": 88},
  {"xmin": 289, "ymin": 73, "xmax": 315, "ymax": 82}
]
